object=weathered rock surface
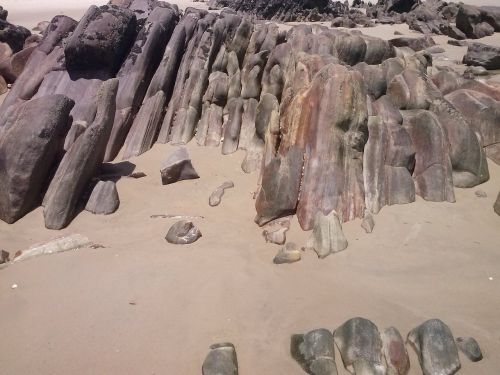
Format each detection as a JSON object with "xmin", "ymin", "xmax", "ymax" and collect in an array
[
  {"xmin": 0, "ymin": 18, "xmax": 31, "ymax": 53},
  {"xmin": 202, "ymin": 343, "xmax": 238, "ymax": 375},
  {"xmin": 166, "ymin": 220, "xmax": 202, "ymax": 245},
  {"xmin": 43, "ymin": 79, "xmax": 118, "ymax": 230},
  {"xmin": 273, "ymin": 243, "xmax": 301, "ymax": 265},
  {"xmin": 85, "ymin": 181, "xmax": 120, "ymax": 215},
  {"xmin": 160, "ymin": 147, "xmax": 200, "ymax": 185},
  {"xmin": 382, "ymin": 327, "xmax": 410, "ymax": 375},
  {"xmin": 334, "ymin": 317, "xmax": 384, "ymax": 373},
  {"xmin": 463, "ymin": 43, "xmax": 500, "ymax": 70},
  {"xmin": 407, "ymin": 319, "xmax": 461, "ymax": 375},
  {"xmin": 306, "ymin": 211, "xmax": 348, "ymax": 259},
  {"xmin": 456, "ymin": 4, "xmax": 498, "ymax": 39},
  {"xmin": 456, "ymin": 337, "xmax": 483, "ymax": 362},
  {"xmin": 209, "ymin": 181, "xmax": 234, "ymax": 207},
  {"xmin": 291, "ymin": 328, "xmax": 338, "ymax": 374},
  {"xmin": 0, "ymin": 95, "xmax": 74, "ymax": 224}
]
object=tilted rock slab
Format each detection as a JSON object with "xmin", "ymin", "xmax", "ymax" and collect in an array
[
  {"xmin": 43, "ymin": 79, "xmax": 118, "ymax": 230},
  {"xmin": 0, "ymin": 95, "xmax": 74, "ymax": 224}
]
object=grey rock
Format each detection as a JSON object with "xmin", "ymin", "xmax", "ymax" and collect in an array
[
  {"xmin": 0, "ymin": 250, "xmax": 9, "ymax": 264},
  {"xmin": 495, "ymin": 192, "xmax": 500, "ymax": 216},
  {"xmin": 291, "ymin": 328, "xmax": 337, "ymax": 374},
  {"xmin": 407, "ymin": 319, "xmax": 461, "ymax": 375},
  {"xmin": 456, "ymin": 337, "xmax": 483, "ymax": 362},
  {"xmin": 463, "ymin": 43, "xmax": 500, "ymax": 70},
  {"xmin": 160, "ymin": 147, "xmax": 199, "ymax": 185},
  {"xmin": 43, "ymin": 79, "xmax": 118, "ymax": 230},
  {"xmin": 209, "ymin": 181, "xmax": 234, "ymax": 207},
  {"xmin": 382, "ymin": 327, "xmax": 410, "ymax": 375},
  {"xmin": 85, "ymin": 181, "xmax": 120, "ymax": 215},
  {"xmin": 273, "ymin": 243, "xmax": 301, "ymax": 265},
  {"xmin": 307, "ymin": 211, "xmax": 348, "ymax": 259},
  {"xmin": 352, "ymin": 358, "xmax": 386, "ymax": 374},
  {"xmin": 0, "ymin": 95, "xmax": 74, "ymax": 224},
  {"xmin": 202, "ymin": 342, "xmax": 238, "ymax": 375},
  {"xmin": 166, "ymin": 220, "xmax": 202, "ymax": 245},
  {"xmin": 361, "ymin": 212, "xmax": 375, "ymax": 234},
  {"xmin": 334, "ymin": 317, "xmax": 384, "ymax": 373},
  {"xmin": 475, "ymin": 190, "xmax": 487, "ymax": 198}
]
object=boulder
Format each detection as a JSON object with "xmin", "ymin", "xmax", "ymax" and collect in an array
[
  {"xmin": 202, "ymin": 343, "xmax": 238, "ymax": 375},
  {"xmin": 0, "ymin": 95, "xmax": 74, "ymax": 224},
  {"xmin": 382, "ymin": 327, "xmax": 410, "ymax": 375},
  {"xmin": 165, "ymin": 220, "xmax": 202, "ymax": 244},
  {"xmin": 456, "ymin": 337, "xmax": 483, "ymax": 362},
  {"xmin": 407, "ymin": 319, "xmax": 461, "ymax": 375},
  {"xmin": 0, "ymin": 18, "xmax": 31, "ymax": 53},
  {"xmin": 43, "ymin": 79, "xmax": 118, "ymax": 230},
  {"xmin": 334, "ymin": 317, "xmax": 384, "ymax": 373},
  {"xmin": 456, "ymin": 5, "xmax": 495, "ymax": 39},
  {"xmin": 463, "ymin": 43, "xmax": 500, "ymax": 71},
  {"xmin": 273, "ymin": 243, "xmax": 302, "ymax": 265},
  {"xmin": 64, "ymin": 5, "xmax": 137, "ymax": 76},
  {"xmin": 160, "ymin": 147, "xmax": 200, "ymax": 185},
  {"xmin": 291, "ymin": 328, "xmax": 338, "ymax": 374},
  {"xmin": 85, "ymin": 181, "xmax": 120, "ymax": 215},
  {"xmin": 389, "ymin": 36, "xmax": 435, "ymax": 52},
  {"xmin": 209, "ymin": 181, "xmax": 234, "ymax": 207},
  {"xmin": 0, "ymin": 249, "xmax": 9, "ymax": 265},
  {"xmin": 306, "ymin": 211, "xmax": 348, "ymax": 259}
]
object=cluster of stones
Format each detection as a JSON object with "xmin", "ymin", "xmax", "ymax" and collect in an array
[
  {"xmin": 0, "ymin": 0, "xmax": 499, "ymax": 235},
  {"xmin": 201, "ymin": 318, "xmax": 483, "ymax": 375}
]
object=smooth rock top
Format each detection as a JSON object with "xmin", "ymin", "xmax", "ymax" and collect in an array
[
  {"xmin": 161, "ymin": 147, "xmax": 200, "ymax": 185},
  {"xmin": 202, "ymin": 342, "xmax": 238, "ymax": 375}
]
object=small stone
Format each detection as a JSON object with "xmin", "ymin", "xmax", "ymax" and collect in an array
[
  {"xmin": 209, "ymin": 181, "xmax": 234, "ymax": 207},
  {"xmin": 456, "ymin": 337, "xmax": 483, "ymax": 362},
  {"xmin": 128, "ymin": 172, "xmax": 147, "ymax": 179},
  {"xmin": 474, "ymin": 190, "xmax": 487, "ymax": 198},
  {"xmin": 85, "ymin": 181, "xmax": 120, "ymax": 215},
  {"xmin": 161, "ymin": 147, "xmax": 199, "ymax": 185},
  {"xmin": 11, "ymin": 284, "xmax": 18, "ymax": 289},
  {"xmin": 407, "ymin": 319, "xmax": 461, "ymax": 375},
  {"xmin": 465, "ymin": 66, "xmax": 488, "ymax": 76},
  {"xmin": 165, "ymin": 220, "xmax": 202, "ymax": 245},
  {"xmin": 273, "ymin": 243, "xmax": 301, "ymax": 264},
  {"xmin": 426, "ymin": 46, "xmax": 445, "ymax": 54},
  {"xmin": 202, "ymin": 342, "xmax": 238, "ymax": 375},
  {"xmin": 361, "ymin": 212, "xmax": 375, "ymax": 234},
  {"xmin": 0, "ymin": 250, "xmax": 9, "ymax": 264},
  {"xmin": 263, "ymin": 226, "xmax": 288, "ymax": 245}
]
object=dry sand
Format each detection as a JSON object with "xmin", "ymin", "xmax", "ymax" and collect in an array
[{"xmin": 1, "ymin": 1, "xmax": 500, "ymax": 374}]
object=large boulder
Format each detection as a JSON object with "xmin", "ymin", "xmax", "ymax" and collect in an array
[
  {"xmin": 456, "ymin": 4, "xmax": 496, "ymax": 39},
  {"xmin": 64, "ymin": 5, "xmax": 137, "ymax": 76},
  {"xmin": 43, "ymin": 79, "xmax": 119, "ymax": 230},
  {"xmin": 463, "ymin": 43, "xmax": 500, "ymax": 71},
  {"xmin": 0, "ymin": 18, "xmax": 31, "ymax": 53},
  {"xmin": 0, "ymin": 95, "xmax": 74, "ymax": 224},
  {"xmin": 85, "ymin": 180, "xmax": 120, "ymax": 215}
]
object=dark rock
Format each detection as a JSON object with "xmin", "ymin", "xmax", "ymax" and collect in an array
[
  {"xmin": 407, "ymin": 319, "xmax": 461, "ymax": 375},
  {"xmin": 43, "ymin": 79, "xmax": 118, "ymax": 230},
  {"xmin": 481, "ymin": 6, "xmax": 500, "ymax": 31},
  {"xmin": 1, "ymin": 250, "xmax": 10, "ymax": 264},
  {"xmin": 160, "ymin": 147, "xmax": 200, "ymax": 185},
  {"xmin": 456, "ymin": 4, "xmax": 495, "ymax": 39},
  {"xmin": 389, "ymin": 36, "xmax": 435, "ymax": 52},
  {"xmin": 463, "ymin": 43, "xmax": 500, "ymax": 71},
  {"xmin": 85, "ymin": 181, "xmax": 120, "ymax": 215},
  {"xmin": 64, "ymin": 5, "xmax": 137, "ymax": 76},
  {"xmin": 447, "ymin": 39, "xmax": 468, "ymax": 47},
  {"xmin": 291, "ymin": 328, "xmax": 337, "ymax": 374},
  {"xmin": 202, "ymin": 343, "xmax": 238, "ymax": 375},
  {"xmin": 456, "ymin": 337, "xmax": 483, "ymax": 362},
  {"xmin": 307, "ymin": 211, "xmax": 348, "ymax": 259},
  {"xmin": 0, "ymin": 18, "xmax": 31, "ymax": 53},
  {"xmin": 209, "ymin": 181, "xmax": 234, "ymax": 207},
  {"xmin": 0, "ymin": 95, "xmax": 74, "ymax": 224},
  {"xmin": 425, "ymin": 46, "xmax": 445, "ymax": 54},
  {"xmin": 382, "ymin": 327, "xmax": 410, "ymax": 375},
  {"xmin": 273, "ymin": 243, "xmax": 301, "ymax": 264},
  {"xmin": 334, "ymin": 317, "xmax": 384, "ymax": 373},
  {"xmin": 0, "ymin": 6, "xmax": 7, "ymax": 21},
  {"xmin": 385, "ymin": 0, "xmax": 418, "ymax": 13},
  {"xmin": 165, "ymin": 220, "xmax": 202, "ymax": 245},
  {"xmin": 494, "ymin": 192, "xmax": 500, "ymax": 216}
]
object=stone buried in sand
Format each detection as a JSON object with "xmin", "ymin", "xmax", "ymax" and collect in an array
[
  {"xmin": 456, "ymin": 337, "xmax": 483, "ymax": 362},
  {"xmin": 13, "ymin": 234, "xmax": 91, "ymax": 263},
  {"xmin": 382, "ymin": 327, "xmax": 410, "ymax": 375},
  {"xmin": 333, "ymin": 317, "xmax": 384, "ymax": 373},
  {"xmin": 165, "ymin": 220, "xmax": 202, "ymax": 245},
  {"xmin": 160, "ymin": 147, "xmax": 200, "ymax": 185},
  {"xmin": 209, "ymin": 181, "xmax": 234, "ymax": 207},
  {"xmin": 85, "ymin": 181, "xmax": 120, "ymax": 215},
  {"xmin": 291, "ymin": 328, "xmax": 338, "ymax": 375},
  {"xmin": 202, "ymin": 342, "xmax": 238, "ymax": 375},
  {"xmin": 407, "ymin": 319, "xmax": 461, "ymax": 375}
]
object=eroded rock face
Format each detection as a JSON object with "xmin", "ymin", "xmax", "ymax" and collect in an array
[
  {"xmin": 165, "ymin": 220, "xmax": 202, "ymax": 244},
  {"xmin": 0, "ymin": 95, "xmax": 74, "ymax": 224},
  {"xmin": 202, "ymin": 343, "xmax": 238, "ymax": 375},
  {"xmin": 334, "ymin": 317, "xmax": 384, "ymax": 373},
  {"xmin": 43, "ymin": 79, "xmax": 118, "ymax": 230},
  {"xmin": 407, "ymin": 319, "xmax": 461, "ymax": 375},
  {"xmin": 291, "ymin": 329, "xmax": 338, "ymax": 375},
  {"xmin": 160, "ymin": 147, "xmax": 200, "ymax": 185},
  {"xmin": 85, "ymin": 181, "xmax": 120, "ymax": 215}
]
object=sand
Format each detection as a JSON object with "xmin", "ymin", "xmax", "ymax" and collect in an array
[{"xmin": 1, "ymin": 1, "xmax": 500, "ymax": 374}]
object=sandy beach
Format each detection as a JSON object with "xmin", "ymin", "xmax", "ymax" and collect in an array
[{"xmin": 1, "ymin": 1, "xmax": 500, "ymax": 374}]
